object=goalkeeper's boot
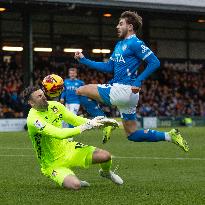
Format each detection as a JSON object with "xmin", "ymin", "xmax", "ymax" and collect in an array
[
  {"xmin": 102, "ymin": 126, "xmax": 114, "ymax": 144},
  {"xmin": 168, "ymin": 128, "xmax": 189, "ymax": 152},
  {"xmin": 80, "ymin": 180, "xmax": 90, "ymax": 187},
  {"xmin": 99, "ymin": 169, "xmax": 123, "ymax": 185}
]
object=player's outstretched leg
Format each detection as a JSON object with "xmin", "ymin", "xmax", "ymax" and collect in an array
[
  {"xmin": 92, "ymin": 149, "xmax": 123, "ymax": 185},
  {"xmin": 80, "ymin": 96, "xmax": 115, "ymax": 144},
  {"xmin": 123, "ymin": 119, "xmax": 189, "ymax": 152},
  {"xmin": 127, "ymin": 128, "xmax": 189, "ymax": 152}
]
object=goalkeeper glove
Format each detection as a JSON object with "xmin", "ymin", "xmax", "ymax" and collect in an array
[
  {"xmin": 93, "ymin": 116, "xmax": 119, "ymax": 128},
  {"xmin": 79, "ymin": 120, "xmax": 103, "ymax": 132}
]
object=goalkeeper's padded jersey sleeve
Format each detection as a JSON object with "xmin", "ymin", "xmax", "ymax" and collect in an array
[{"xmin": 27, "ymin": 101, "xmax": 88, "ymax": 168}]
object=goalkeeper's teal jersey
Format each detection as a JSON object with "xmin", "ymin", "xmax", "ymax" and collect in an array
[{"xmin": 27, "ymin": 101, "xmax": 87, "ymax": 168}]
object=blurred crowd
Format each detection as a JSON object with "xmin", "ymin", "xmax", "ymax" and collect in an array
[
  {"xmin": 139, "ymin": 68, "xmax": 205, "ymax": 117},
  {"xmin": 0, "ymin": 55, "xmax": 205, "ymax": 118},
  {"xmin": 0, "ymin": 59, "xmax": 24, "ymax": 118}
]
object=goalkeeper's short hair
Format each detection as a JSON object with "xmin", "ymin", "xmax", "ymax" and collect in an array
[{"xmin": 21, "ymin": 85, "xmax": 41, "ymax": 103}]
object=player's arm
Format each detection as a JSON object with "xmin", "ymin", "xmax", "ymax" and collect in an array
[
  {"xmin": 57, "ymin": 101, "xmax": 88, "ymax": 126},
  {"xmin": 74, "ymin": 51, "xmax": 114, "ymax": 73},
  {"xmin": 28, "ymin": 117, "xmax": 82, "ymax": 139},
  {"xmin": 131, "ymin": 40, "xmax": 160, "ymax": 88}
]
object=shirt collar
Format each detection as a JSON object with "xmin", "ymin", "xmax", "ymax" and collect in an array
[{"xmin": 126, "ymin": 34, "xmax": 136, "ymax": 39}]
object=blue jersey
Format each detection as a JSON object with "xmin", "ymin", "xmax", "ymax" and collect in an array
[
  {"xmin": 60, "ymin": 79, "xmax": 84, "ymax": 104},
  {"xmin": 79, "ymin": 34, "xmax": 160, "ymax": 87}
]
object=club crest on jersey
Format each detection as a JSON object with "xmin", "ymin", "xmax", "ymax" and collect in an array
[
  {"xmin": 122, "ymin": 44, "xmax": 127, "ymax": 51},
  {"xmin": 52, "ymin": 170, "xmax": 58, "ymax": 177},
  {"xmin": 34, "ymin": 120, "xmax": 45, "ymax": 130},
  {"xmin": 51, "ymin": 106, "xmax": 58, "ymax": 113}
]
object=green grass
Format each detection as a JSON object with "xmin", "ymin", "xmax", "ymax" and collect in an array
[{"xmin": 0, "ymin": 127, "xmax": 205, "ymax": 205}]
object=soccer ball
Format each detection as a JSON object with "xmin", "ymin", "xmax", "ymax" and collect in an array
[{"xmin": 42, "ymin": 74, "xmax": 64, "ymax": 98}]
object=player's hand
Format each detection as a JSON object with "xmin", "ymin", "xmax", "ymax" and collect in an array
[
  {"xmin": 131, "ymin": 86, "xmax": 141, "ymax": 94},
  {"xmin": 74, "ymin": 51, "xmax": 84, "ymax": 61},
  {"xmin": 79, "ymin": 120, "xmax": 103, "ymax": 132},
  {"xmin": 93, "ymin": 116, "xmax": 119, "ymax": 128}
]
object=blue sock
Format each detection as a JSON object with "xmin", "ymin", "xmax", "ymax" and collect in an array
[
  {"xmin": 80, "ymin": 96, "xmax": 105, "ymax": 117},
  {"xmin": 128, "ymin": 129, "xmax": 165, "ymax": 142}
]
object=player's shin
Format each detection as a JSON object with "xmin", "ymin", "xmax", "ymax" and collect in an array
[
  {"xmin": 128, "ymin": 129, "xmax": 167, "ymax": 142},
  {"xmin": 99, "ymin": 159, "xmax": 123, "ymax": 185},
  {"xmin": 80, "ymin": 96, "xmax": 114, "ymax": 143},
  {"xmin": 99, "ymin": 158, "xmax": 112, "ymax": 172},
  {"xmin": 80, "ymin": 96, "xmax": 105, "ymax": 117}
]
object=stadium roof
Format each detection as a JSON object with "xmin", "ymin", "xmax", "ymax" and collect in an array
[
  {"xmin": 1, "ymin": 0, "xmax": 205, "ymax": 13},
  {"xmin": 37, "ymin": 0, "xmax": 205, "ymax": 13}
]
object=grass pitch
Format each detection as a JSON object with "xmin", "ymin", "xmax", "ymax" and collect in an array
[{"xmin": 0, "ymin": 127, "xmax": 205, "ymax": 205}]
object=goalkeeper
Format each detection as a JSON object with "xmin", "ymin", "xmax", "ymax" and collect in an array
[{"xmin": 22, "ymin": 86, "xmax": 123, "ymax": 190}]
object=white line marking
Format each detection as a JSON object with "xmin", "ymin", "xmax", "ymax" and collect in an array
[
  {"xmin": 112, "ymin": 156, "xmax": 205, "ymax": 161},
  {"xmin": 0, "ymin": 147, "xmax": 32, "ymax": 150},
  {"xmin": 0, "ymin": 154, "xmax": 34, "ymax": 157},
  {"xmin": 0, "ymin": 154, "xmax": 204, "ymax": 161}
]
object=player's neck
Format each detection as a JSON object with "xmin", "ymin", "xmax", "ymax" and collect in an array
[{"xmin": 124, "ymin": 32, "xmax": 136, "ymax": 39}]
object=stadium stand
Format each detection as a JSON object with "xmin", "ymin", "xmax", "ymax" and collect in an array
[{"xmin": 0, "ymin": 55, "xmax": 204, "ymax": 118}]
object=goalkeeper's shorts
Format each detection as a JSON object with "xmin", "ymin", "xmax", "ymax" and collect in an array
[{"xmin": 41, "ymin": 141, "xmax": 96, "ymax": 186}]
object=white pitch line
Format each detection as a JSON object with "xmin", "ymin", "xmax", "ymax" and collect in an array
[
  {"xmin": 0, "ymin": 154, "xmax": 34, "ymax": 157},
  {"xmin": 0, "ymin": 154, "xmax": 204, "ymax": 161},
  {"xmin": 112, "ymin": 156, "xmax": 205, "ymax": 161},
  {"xmin": 0, "ymin": 147, "xmax": 32, "ymax": 150}
]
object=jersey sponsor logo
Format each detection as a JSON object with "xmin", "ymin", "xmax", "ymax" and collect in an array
[
  {"xmin": 66, "ymin": 86, "xmax": 77, "ymax": 91},
  {"xmin": 34, "ymin": 120, "xmax": 45, "ymax": 130},
  {"xmin": 110, "ymin": 54, "xmax": 125, "ymax": 63}
]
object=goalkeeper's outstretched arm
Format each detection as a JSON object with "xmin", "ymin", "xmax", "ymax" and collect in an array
[
  {"xmin": 28, "ymin": 117, "xmax": 104, "ymax": 140},
  {"xmin": 28, "ymin": 118, "xmax": 82, "ymax": 140}
]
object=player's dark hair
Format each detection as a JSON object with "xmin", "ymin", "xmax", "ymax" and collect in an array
[
  {"xmin": 21, "ymin": 85, "xmax": 41, "ymax": 103},
  {"xmin": 120, "ymin": 11, "xmax": 142, "ymax": 33},
  {"xmin": 69, "ymin": 67, "xmax": 77, "ymax": 72}
]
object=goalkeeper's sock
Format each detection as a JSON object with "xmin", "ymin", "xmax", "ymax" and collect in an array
[
  {"xmin": 80, "ymin": 96, "xmax": 105, "ymax": 117},
  {"xmin": 100, "ymin": 159, "xmax": 112, "ymax": 172},
  {"xmin": 128, "ymin": 129, "xmax": 166, "ymax": 142}
]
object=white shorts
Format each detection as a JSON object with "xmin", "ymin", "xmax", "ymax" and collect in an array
[
  {"xmin": 97, "ymin": 83, "xmax": 139, "ymax": 120},
  {"xmin": 65, "ymin": 103, "xmax": 80, "ymax": 115}
]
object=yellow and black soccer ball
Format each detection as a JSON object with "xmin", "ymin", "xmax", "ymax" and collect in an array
[{"xmin": 42, "ymin": 74, "xmax": 64, "ymax": 98}]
